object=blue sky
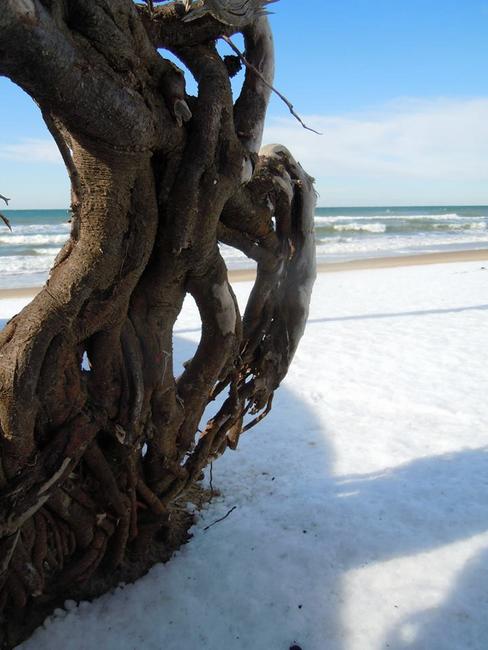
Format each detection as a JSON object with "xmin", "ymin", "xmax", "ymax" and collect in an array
[
  {"xmin": 271, "ymin": 0, "xmax": 488, "ymax": 115},
  {"xmin": 1, "ymin": 0, "xmax": 487, "ymax": 207}
]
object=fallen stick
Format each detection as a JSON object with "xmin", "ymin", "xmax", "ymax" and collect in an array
[{"xmin": 203, "ymin": 506, "xmax": 237, "ymax": 531}]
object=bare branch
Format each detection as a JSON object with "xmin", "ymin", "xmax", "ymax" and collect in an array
[
  {"xmin": 0, "ymin": 195, "xmax": 11, "ymax": 230},
  {"xmin": 0, "ymin": 214, "xmax": 12, "ymax": 231},
  {"xmin": 222, "ymin": 35, "xmax": 322, "ymax": 135}
]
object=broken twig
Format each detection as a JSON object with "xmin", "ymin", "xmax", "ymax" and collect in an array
[
  {"xmin": 0, "ymin": 195, "xmax": 12, "ymax": 230},
  {"xmin": 203, "ymin": 505, "xmax": 237, "ymax": 531},
  {"xmin": 221, "ymin": 35, "xmax": 321, "ymax": 135},
  {"xmin": 0, "ymin": 214, "xmax": 11, "ymax": 231}
]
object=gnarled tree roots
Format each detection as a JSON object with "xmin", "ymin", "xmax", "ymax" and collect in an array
[{"xmin": 0, "ymin": 1, "xmax": 316, "ymax": 646}]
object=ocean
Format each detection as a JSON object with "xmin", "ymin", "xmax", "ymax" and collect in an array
[{"xmin": 1, "ymin": 206, "xmax": 487, "ymax": 289}]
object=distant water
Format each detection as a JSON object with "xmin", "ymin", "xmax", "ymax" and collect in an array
[
  {"xmin": 1, "ymin": 207, "xmax": 488, "ymax": 289},
  {"xmin": 0, "ymin": 210, "xmax": 70, "ymax": 289},
  {"xmin": 313, "ymin": 205, "xmax": 488, "ymax": 263}
]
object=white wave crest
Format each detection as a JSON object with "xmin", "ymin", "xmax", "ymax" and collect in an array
[
  {"xmin": 0, "ymin": 234, "xmax": 68, "ymax": 246},
  {"xmin": 313, "ymin": 212, "xmax": 484, "ymax": 225},
  {"xmin": 0, "ymin": 253, "xmax": 57, "ymax": 275},
  {"xmin": 32, "ymin": 248, "xmax": 60, "ymax": 256},
  {"xmin": 315, "ymin": 231, "xmax": 488, "ymax": 262},
  {"xmin": 436, "ymin": 222, "xmax": 487, "ymax": 231},
  {"xmin": 334, "ymin": 222, "xmax": 386, "ymax": 234},
  {"xmin": 9, "ymin": 224, "xmax": 70, "ymax": 236}
]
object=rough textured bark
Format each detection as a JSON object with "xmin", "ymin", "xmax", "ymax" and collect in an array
[{"xmin": 0, "ymin": 1, "xmax": 316, "ymax": 646}]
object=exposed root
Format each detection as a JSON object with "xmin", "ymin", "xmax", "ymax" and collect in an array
[
  {"xmin": 83, "ymin": 444, "xmax": 126, "ymax": 518},
  {"xmin": 0, "ymin": 5, "xmax": 315, "ymax": 648},
  {"xmin": 136, "ymin": 479, "xmax": 167, "ymax": 517}
]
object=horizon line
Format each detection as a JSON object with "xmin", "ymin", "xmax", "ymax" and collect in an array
[{"xmin": 4, "ymin": 203, "xmax": 488, "ymax": 212}]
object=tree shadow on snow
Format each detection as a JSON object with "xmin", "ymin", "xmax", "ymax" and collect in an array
[
  {"xmin": 308, "ymin": 303, "xmax": 488, "ymax": 325},
  {"xmin": 224, "ymin": 389, "xmax": 488, "ymax": 650},
  {"xmin": 330, "ymin": 449, "xmax": 488, "ymax": 649},
  {"xmin": 171, "ymin": 326, "xmax": 488, "ymax": 650},
  {"xmin": 383, "ymin": 545, "xmax": 488, "ymax": 650}
]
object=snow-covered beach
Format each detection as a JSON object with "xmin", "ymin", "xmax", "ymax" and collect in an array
[{"xmin": 2, "ymin": 254, "xmax": 488, "ymax": 650}]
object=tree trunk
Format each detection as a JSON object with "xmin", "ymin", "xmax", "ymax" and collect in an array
[{"xmin": 0, "ymin": 1, "xmax": 316, "ymax": 646}]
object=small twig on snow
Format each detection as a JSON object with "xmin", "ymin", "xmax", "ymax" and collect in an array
[
  {"xmin": 203, "ymin": 505, "xmax": 237, "ymax": 531},
  {"xmin": 221, "ymin": 35, "xmax": 321, "ymax": 135}
]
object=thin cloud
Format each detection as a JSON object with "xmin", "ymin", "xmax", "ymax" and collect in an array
[
  {"xmin": 1, "ymin": 100, "xmax": 487, "ymax": 205},
  {"xmin": 0, "ymin": 138, "xmax": 62, "ymax": 164},
  {"xmin": 264, "ymin": 98, "xmax": 488, "ymax": 205}
]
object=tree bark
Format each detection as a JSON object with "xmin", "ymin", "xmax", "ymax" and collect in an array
[{"xmin": 0, "ymin": 1, "xmax": 316, "ymax": 646}]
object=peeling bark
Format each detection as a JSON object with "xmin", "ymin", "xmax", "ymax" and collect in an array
[{"xmin": 0, "ymin": 1, "xmax": 316, "ymax": 646}]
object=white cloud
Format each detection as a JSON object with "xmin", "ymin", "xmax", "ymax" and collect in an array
[
  {"xmin": 0, "ymin": 138, "xmax": 62, "ymax": 164},
  {"xmin": 264, "ymin": 98, "xmax": 488, "ymax": 205},
  {"xmin": 1, "ymin": 99, "xmax": 487, "ymax": 206}
]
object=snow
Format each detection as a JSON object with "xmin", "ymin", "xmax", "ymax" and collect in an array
[{"xmin": 2, "ymin": 259, "xmax": 488, "ymax": 649}]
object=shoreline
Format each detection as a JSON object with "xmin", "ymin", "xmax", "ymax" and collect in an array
[
  {"xmin": 229, "ymin": 248, "xmax": 488, "ymax": 281},
  {"xmin": 1, "ymin": 249, "xmax": 487, "ymax": 300}
]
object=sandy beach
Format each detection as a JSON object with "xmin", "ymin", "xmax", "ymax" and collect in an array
[{"xmin": 2, "ymin": 248, "xmax": 487, "ymax": 301}]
